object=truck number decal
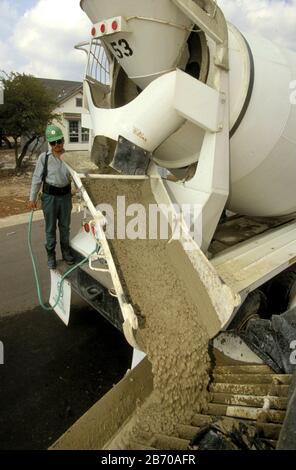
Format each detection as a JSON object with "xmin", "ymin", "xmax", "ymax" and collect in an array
[{"xmin": 110, "ymin": 39, "xmax": 133, "ymax": 59}]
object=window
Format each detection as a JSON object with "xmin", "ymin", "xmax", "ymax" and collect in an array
[
  {"xmin": 69, "ymin": 120, "xmax": 79, "ymax": 143},
  {"xmin": 76, "ymin": 97, "xmax": 83, "ymax": 107},
  {"xmin": 68, "ymin": 120, "xmax": 89, "ymax": 144},
  {"xmin": 81, "ymin": 127, "xmax": 89, "ymax": 143}
]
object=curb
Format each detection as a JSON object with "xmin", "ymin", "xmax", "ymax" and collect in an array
[{"xmin": 0, "ymin": 204, "xmax": 81, "ymax": 229}]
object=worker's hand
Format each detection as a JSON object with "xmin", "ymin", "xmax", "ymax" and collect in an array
[{"xmin": 28, "ymin": 200, "xmax": 38, "ymax": 211}]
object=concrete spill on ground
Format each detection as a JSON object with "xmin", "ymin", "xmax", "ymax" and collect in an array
[{"xmin": 83, "ymin": 178, "xmax": 210, "ymax": 448}]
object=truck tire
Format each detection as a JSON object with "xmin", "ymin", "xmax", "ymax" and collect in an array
[
  {"xmin": 228, "ymin": 290, "xmax": 267, "ymax": 332},
  {"xmin": 265, "ymin": 269, "xmax": 296, "ymax": 316}
]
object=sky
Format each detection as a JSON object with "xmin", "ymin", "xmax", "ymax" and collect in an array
[{"xmin": 0, "ymin": 0, "xmax": 295, "ymax": 81}]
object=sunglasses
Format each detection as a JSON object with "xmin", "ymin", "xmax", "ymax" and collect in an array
[{"xmin": 51, "ymin": 138, "xmax": 64, "ymax": 146}]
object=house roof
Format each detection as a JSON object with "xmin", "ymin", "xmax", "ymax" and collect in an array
[{"xmin": 38, "ymin": 78, "xmax": 82, "ymax": 103}]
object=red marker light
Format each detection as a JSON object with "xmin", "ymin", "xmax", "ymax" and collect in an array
[
  {"xmin": 91, "ymin": 27, "xmax": 96, "ymax": 36},
  {"xmin": 91, "ymin": 225, "xmax": 96, "ymax": 237},
  {"xmin": 84, "ymin": 223, "xmax": 90, "ymax": 233},
  {"xmin": 100, "ymin": 23, "xmax": 106, "ymax": 34},
  {"xmin": 112, "ymin": 20, "xmax": 118, "ymax": 31}
]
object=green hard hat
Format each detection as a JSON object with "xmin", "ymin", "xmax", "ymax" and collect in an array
[{"xmin": 45, "ymin": 124, "xmax": 64, "ymax": 142}]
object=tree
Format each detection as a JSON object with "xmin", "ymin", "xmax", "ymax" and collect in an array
[{"xmin": 0, "ymin": 72, "xmax": 59, "ymax": 171}]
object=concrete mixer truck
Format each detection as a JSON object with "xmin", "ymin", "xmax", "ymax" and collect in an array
[{"xmin": 51, "ymin": 0, "xmax": 296, "ymax": 450}]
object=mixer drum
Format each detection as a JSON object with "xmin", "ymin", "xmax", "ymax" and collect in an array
[
  {"xmin": 227, "ymin": 31, "xmax": 296, "ymax": 217},
  {"xmin": 81, "ymin": 0, "xmax": 296, "ymax": 217}
]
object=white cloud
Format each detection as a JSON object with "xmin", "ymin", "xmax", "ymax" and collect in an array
[
  {"xmin": 0, "ymin": 0, "xmax": 296, "ymax": 80},
  {"xmin": 0, "ymin": 0, "xmax": 18, "ymax": 29},
  {"xmin": 218, "ymin": 0, "xmax": 296, "ymax": 50},
  {"xmin": 14, "ymin": 0, "xmax": 91, "ymax": 79},
  {"xmin": 1, "ymin": 0, "xmax": 91, "ymax": 79}
]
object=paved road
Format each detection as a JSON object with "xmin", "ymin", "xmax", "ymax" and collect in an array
[
  {"xmin": 0, "ymin": 211, "xmax": 82, "ymax": 316},
  {"xmin": 0, "ymin": 213, "xmax": 132, "ymax": 449}
]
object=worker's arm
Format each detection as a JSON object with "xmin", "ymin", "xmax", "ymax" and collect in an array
[
  {"xmin": 28, "ymin": 153, "xmax": 45, "ymax": 209},
  {"xmin": 71, "ymin": 181, "xmax": 77, "ymax": 197},
  {"xmin": 28, "ymin": 200, "xmax": 38, "ymax": 210}
]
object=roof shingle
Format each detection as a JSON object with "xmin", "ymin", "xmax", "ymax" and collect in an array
[{"xmin": 38, "ymin": 78, "xmax": 82, "ymax": 103}]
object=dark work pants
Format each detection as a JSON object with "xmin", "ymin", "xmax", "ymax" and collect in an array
[{"xmin": 42, "ymin": 193, "xmax": 72, "ymax": 252}]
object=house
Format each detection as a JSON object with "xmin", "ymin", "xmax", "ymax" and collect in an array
[{"xmin": 40, "ymin": 78, "xmax": 90, "ymax": 152}]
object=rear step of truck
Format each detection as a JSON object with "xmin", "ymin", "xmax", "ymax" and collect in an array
[
  {"xmin": 128, "ymin": 364, "xmax": 290, "ymax": 450},
  {"xmin": 51, "ymin": 359, "xmax": 291, "ymax": 450}
]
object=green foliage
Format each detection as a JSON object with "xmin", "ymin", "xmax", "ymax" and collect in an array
[
  {"xmin": 0, "ymin": 71, "xmax": 58, "ymax": 138},
  {"xmin": 0, "ymin": 72, "xmax": 59, "ymax": 170}
]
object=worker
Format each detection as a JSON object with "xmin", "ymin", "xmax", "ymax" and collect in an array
[{"xmin": 28, "ymin": 124, "xmax": 75, "ymax": 269}]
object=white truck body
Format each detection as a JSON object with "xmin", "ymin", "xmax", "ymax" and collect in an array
[
  {"xmin": 54, "ymin": 0, "xmax": 296, "ymax": 349},
  {"xmin": 51, "ymin": 0, "xmax": 296, "ymax": 451}
]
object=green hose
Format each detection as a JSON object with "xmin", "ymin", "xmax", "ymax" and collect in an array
[{"xmin": 28, "ymin": 210, "xmax": 96, "ymax": 311}]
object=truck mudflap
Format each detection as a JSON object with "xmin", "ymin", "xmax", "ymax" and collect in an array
[
  {"xmin": 51, "ymin": 354, "xmax": 291, "ymax": 450},
  {"xmin": 49, "ymin": 270, "xmax": 72, "ymax": 326}
]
